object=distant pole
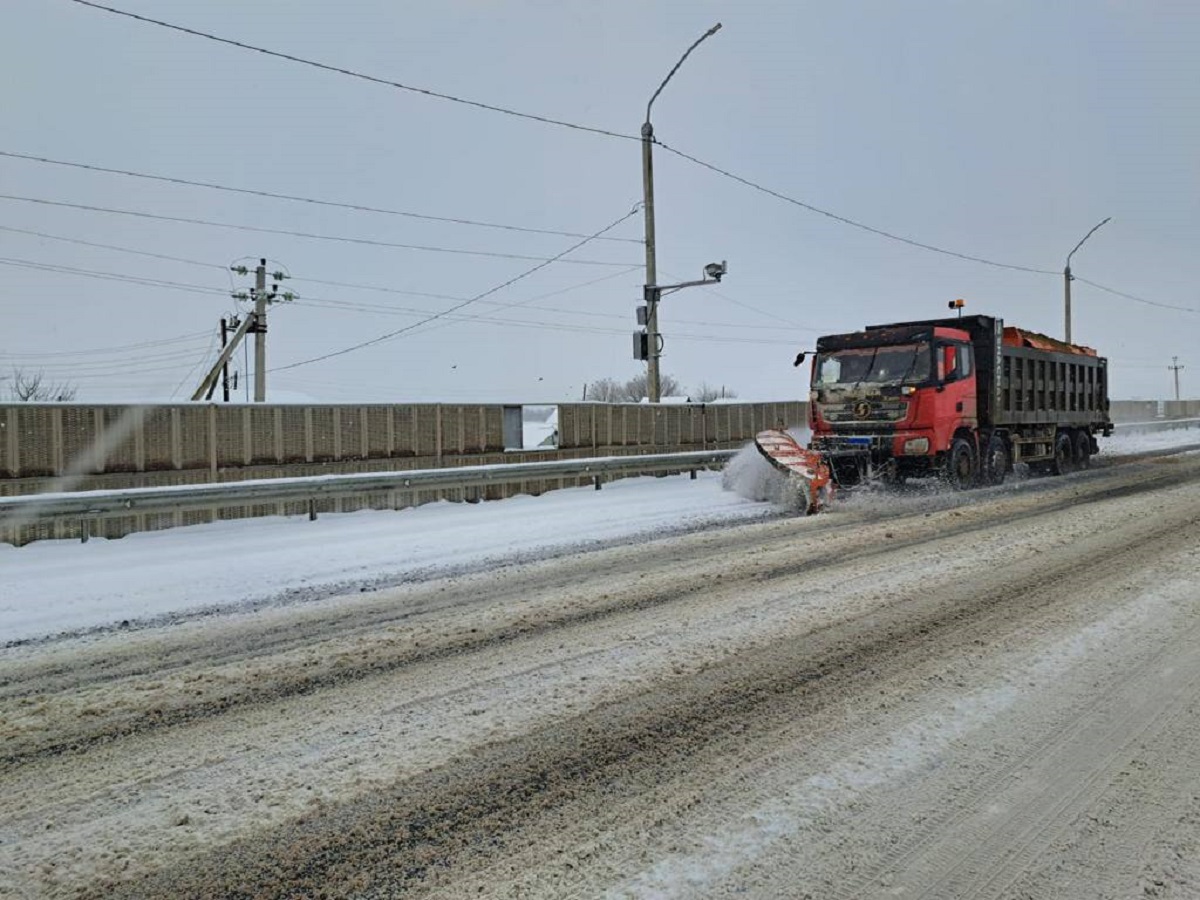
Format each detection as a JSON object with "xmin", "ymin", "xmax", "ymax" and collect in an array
[
  {"xmin": 220, "ymin": 316, "xmax": 231, "ymax": 402},
  {"xmin": 203, "ymin": 319, "xmax": 223, "ymax": 401},
  {"xmin": 252, "ymin": 259, "xmax": 268, "ymax": 402},
  {"xmin": 641, "ymin": 23, "xmax": 722, "ymax": 404},
  {"xmin": 1063, "ymin": 266, "xmax": 1071, "ymax": 344},
  {"xmin": 1169, "ymin": 356, "xmax": 1185, "ymax": 401},
  {"xmin": 192, "ymin": 313, "xmax": 254, "ymax": 402},
  {"xmin": 1063, "ymin": 217, "xmax": 1111, "ymax": 345}
]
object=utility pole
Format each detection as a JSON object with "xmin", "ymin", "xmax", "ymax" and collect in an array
[
  {"xmin": 191, "ymin": 259, "xmax": 292, "ymax": 402},
  {"xmin": 1063, "ymin": 217, "xmax": 1110, "ymax": 345},
  {"xmin": 640, "ymin": 23, "xmax": 722, "ymax": 403},
  {"xmin": 237, "ymin": 259, "xmax": 292, "ymax": 402},
  {"xmin": 641, "ymin": 118, "xmax": 660, "ymax": 403},
  {"xmin": 1169, "ymin": 356, "xmax": 1185, "ymax": 401}
]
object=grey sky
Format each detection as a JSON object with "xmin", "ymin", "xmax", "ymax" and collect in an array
[{"xmin": 2, "ymin": 0, "xmax": 1196, "ymax": 403}]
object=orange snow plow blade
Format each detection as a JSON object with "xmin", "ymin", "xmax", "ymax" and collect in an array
[{"xmin": 754, "ymin": 429, "xmax": 835, "ymax": 514}]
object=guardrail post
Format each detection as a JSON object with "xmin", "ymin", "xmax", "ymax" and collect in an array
[
  {"xmin": 593, "ymin": 475, "xmax": 601, "ymax": 491},
  {"xmin": 308, "ymin": 499, "xmax": 317, "ymax": 521},
  {"xmin": 79, "ymin": 518, "xmax": 89, "ymax": 543},
  {"xmin": 690, "ymin": 469, "xmax": 697, "ymax": 480}
]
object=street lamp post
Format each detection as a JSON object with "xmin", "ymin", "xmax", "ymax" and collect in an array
[
  {"xmin": 641, "ymin": 23, "xmax": 722, "ymax": 403},
  {"xmin": 1063, "ymin": 217, "xmax": 1111, "ymax": 345}
]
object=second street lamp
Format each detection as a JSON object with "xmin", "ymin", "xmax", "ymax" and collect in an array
[
  {"xmin": 640, "ymin": 23, "xmax": 722, "ymax": 403},
  {"xmin": 1063, "ymin": 217, "xmax": 1111, "ymax": 345}
]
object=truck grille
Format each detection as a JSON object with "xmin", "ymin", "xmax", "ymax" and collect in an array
[{"xmin": 820, "ymin": 400, "xmax": 908, "ymax": 423}]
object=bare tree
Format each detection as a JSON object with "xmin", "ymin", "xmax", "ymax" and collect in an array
[
  {"xmin": 584, "ymin": 378, "xmax": 625, "ymax": 402},
  {"xmin": 619, "ymin": 372, "xmax": 682, "ymax": 402},
  {"xmin": 584, "ymin": 373, "xmax": 694, "ymax": 402},
  {"xmin": 7, "ymin": 368, "xmax": 78, "ymax": 402},
  {"xmin": 692, "ymin": 382, "xmax": 738, "ymax": 402}
]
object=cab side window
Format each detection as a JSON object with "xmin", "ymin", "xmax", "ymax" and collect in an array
[
  {"xmin": 940, "ymin": 343, "xmax": 972, "ymax": 382},
  {"xmin": 956, "ymin": 344, "xmax": 973, "ymax": 379}
]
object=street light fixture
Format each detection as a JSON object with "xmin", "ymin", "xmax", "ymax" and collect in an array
[
  {"xmin": 639, "ymin": 23, "xmax": 722, "ymax": 403},
  {"xmin": 1063, "ymin": 217, "xmax": 1110, "ymax": 345}
]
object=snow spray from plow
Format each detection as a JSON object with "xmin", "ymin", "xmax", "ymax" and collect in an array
[{"xmin": 754, "ymin": 429, "xmax": 834, "ymax": 515}]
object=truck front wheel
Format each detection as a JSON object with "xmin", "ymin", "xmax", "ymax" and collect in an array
[{"xmin": 944, "ymin": 437, "xmax": 977, "ymax": 489}]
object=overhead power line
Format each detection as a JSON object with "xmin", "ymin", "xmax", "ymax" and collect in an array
[
  {"xmin": 59, "ymin": 1, "xmax": 1192, "ymax": 308},
  {"xmin": 0, "ymin": 257, "xmax": 228, "ymax": 297},
  {"xmin": 8, "ymin": 215, "xmax": 1192, "ymax": 330},
  {"xmin": 657, "ymin": 267, "xmax": 807, "ymax": 328},
  {"xmin": 300, "ymin": 294, "xmax": 821, "ymax": 338},
  {"xmin": 0, "ymin": 195, "xmax": 637, "ymax": 267},
  {"xmin": 655, "ymin": 140, "xmax": 1059, "ymax": 276},
  {"xmin": 1, "ymin": 348, "xmax": 216, "ymax": 375},
  {"xmin": 0, "ymin": 224, "xmax": 229, "ymax": 270},
  {"xmin": 1073, "ymin": 277, "xmax": 1198, "ymax": 314},
  {"xmin": 0, "ymin": 331, "xmax": 211, "ymax": 360},
  {"xmin": 0, "ymin": 150, "xmax": 642, "ymax": 244},
  {"xmin": 297, "ymin": 297, "xmax": 803, "ymax": 346},
  {"xmin": 293, "ymin": 265, "xmax": 641, "ymax": 317},
  {"xmin": 273, "ymin": 204, "xmax": 643, "ymax": 372},
  {"xmin": 69, "ymin": 0, "xmax": 637, "ymax": 142}
]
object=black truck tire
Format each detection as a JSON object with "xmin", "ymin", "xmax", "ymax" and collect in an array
[
  {"xmin": 944, "ymin": 437, "xmax": 977, "ymax": 489},
  {"xmin": 1053, "ymin": 431, "xmax": 1077, "ymax": 476},
  {"xmin": 1074, "ymin": 430, "xmax": 1092, "ymax": 469},
  {"xmin": 981, "ymin": 433, "xmax": 1009, "ymax": 486}
]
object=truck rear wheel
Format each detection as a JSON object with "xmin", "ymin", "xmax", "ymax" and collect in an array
[
  {"xmin": 1052, "ymin": 432, "xmax": 1077, "ymax": 476},
  {"xmin": 982, "ymin": 433, "xmax": 1009, "ymax": 486},
  {"xmin": 1073, "ymin": 430, "xmax": 1092, "ymax": 469},
  {"xmin": 944, "ymin": 437, "xmax": 976, "ymax": 489}
]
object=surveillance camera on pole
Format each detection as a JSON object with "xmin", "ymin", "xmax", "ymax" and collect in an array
[{"xmin": 635, "ymin": 260, "xmax": 731, "ymax": 380}]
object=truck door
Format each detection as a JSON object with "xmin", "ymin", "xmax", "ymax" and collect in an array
[{"xmin": 935, "ymin": 342, "xmax": 977, "ymax": 448}]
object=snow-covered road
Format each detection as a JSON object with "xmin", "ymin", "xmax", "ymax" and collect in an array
[
  {"xmin": 3, "ymin": 425, "xmax": 1197, "ymax": 644},
  {"xmin": 2, "ymin": 427, "xmax": 1200, "ymax": 899}
]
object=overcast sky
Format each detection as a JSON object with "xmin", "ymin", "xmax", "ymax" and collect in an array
[{"xmin": 2, "ymin": 1, "xmax": 1196, "ymax": 403}]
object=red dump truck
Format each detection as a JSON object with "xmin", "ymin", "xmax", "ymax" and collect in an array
[{"xmin": 756, "ymin": 313, "xmax": 1113, "ymax": 510}]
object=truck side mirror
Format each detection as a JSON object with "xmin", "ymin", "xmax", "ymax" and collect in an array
[{"xmin": 793, "ymin": 352, "xmax": 807, "ymax": 367}]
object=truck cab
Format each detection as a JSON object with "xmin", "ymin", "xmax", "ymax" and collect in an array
[{"xmin": 809, "ymin": 324, "xmax": 978, "ymax": 485}]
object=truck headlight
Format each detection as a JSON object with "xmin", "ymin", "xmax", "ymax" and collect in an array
[{"xmin": 902, "ymin": 437, "xmax": 930, "ymax": 455}]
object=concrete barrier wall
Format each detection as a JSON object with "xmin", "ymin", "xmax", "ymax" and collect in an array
[
  {"xmin": 0, "ymin": 401, "xmax": 810, "ymax": 544},
  {"xmin": 554, "ymin": 401, "xmax": 805, "ymax": 452},
  {"xmin": 1109, "ymin": 400, "xmax": 1200, "ymax": 422},
  {"xmin": 0, "ymin": 403, "xmax": 506, "ymax": 482}
]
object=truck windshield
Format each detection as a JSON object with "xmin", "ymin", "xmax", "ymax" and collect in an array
[{"xmin": 815, "ymin": 342, "xmax": 931, "ymax": 386}]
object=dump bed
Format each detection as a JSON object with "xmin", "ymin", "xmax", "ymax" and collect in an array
[{"xmin": 867, "ymin": 314, "xmax": 1111, "ymax": 430}]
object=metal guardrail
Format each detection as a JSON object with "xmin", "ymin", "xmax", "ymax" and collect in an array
[
  {"xmin": 1113, "ymin": 417, "xmax": 1200, "ymax": 431},
  {"xmin": 3, "ymin": 418, "xmax": 1197, "ymax": 542},
  {"xmin": 0, "ymin": 450, "xmax": 738, "ymax": 527}
]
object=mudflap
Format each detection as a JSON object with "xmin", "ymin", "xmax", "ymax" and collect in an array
[{"xmin": 753, "ymin": 429, "xmax": 835, "ymax": 514}]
